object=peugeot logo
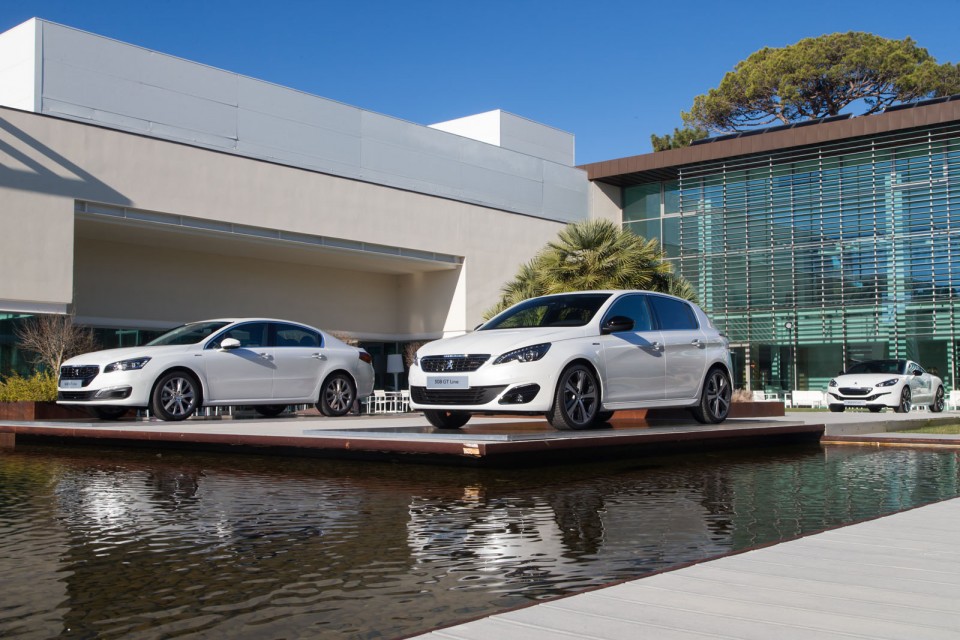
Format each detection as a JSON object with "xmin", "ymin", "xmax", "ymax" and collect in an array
[{"xmin": 444, "ymin": 359, "xmax": 455, "ymax": 371}]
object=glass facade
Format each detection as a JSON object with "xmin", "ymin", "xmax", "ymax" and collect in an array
[{"xmin": 624, "ymin": 124, "xmax": 960, "ymax": 395}]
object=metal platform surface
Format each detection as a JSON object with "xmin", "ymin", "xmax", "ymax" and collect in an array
[{"xmin": 0, "ymin": 413, "xmax": 824, "ymax": 465}]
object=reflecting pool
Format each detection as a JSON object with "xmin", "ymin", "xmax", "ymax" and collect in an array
[{"xmin": 2, "ymin": 443, "xmax": 959, "ymax": 639}]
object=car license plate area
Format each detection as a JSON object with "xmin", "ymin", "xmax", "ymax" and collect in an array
[
  {"xmin": 61, "ymin": 379, "xmax": 83, "ymax": 389},
  {"xmin": 844, "ymin": 399, "xmax": 867, "ymax": 406},
  {"xmin": 427, "ymin": 376, "xmax": 470, "ymax": 390}
]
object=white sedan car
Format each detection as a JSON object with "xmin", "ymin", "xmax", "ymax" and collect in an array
[
  {"xmin": 826, "ymin": 359, "xmax": 945, "ymax": 413},
  {"xmin": 57, "ymin": 318, "xmax": 374, "ymax": 421},
  {"xmin": 409, "ymin": 290, "xmax": 733, "ymax": 430}
]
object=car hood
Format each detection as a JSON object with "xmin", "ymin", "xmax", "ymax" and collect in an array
[
  {"xmin": 834, "ymin": 373, "xmax": 905, "ymax": 387},
  {"xmin": 418, "ymin": 327, "xmax": 587, "ymax": 358},
  {"xmin": 62, "ymin": 344, "xmax": 195, "ymax": 367}
]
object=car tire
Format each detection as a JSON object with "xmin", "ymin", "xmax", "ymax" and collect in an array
[
  {"xmin": 88, "ymin": 406, "xmax": 129, "ymax": 420},
  {"xmin": 317, "ymin": 373, "xmax": 355, "ymax": 417},
  {"xmin": 690, "ymin": 367, "xmax": 732, "ymax": 424},
  {"xmin": 151, "ymin": 370, "xmax": 201, "ymax": 421},
  {"xmin": 829, "ymin": 405, "xmax": 845, "ymax": 413},
  {"xmin": 893, "ymin": 387, "xmax": 912, "ymax": 413},
  {"xmin": 424, "ymin": 410, "xmax": 471, "ymax": 429},
  {"xmin": 931, "ymin": 386, "xmax": 945, "ymax": 413},
  {"xmin": 547, "ymin": 363, "xmax": 601, "ymax": 430},
  {"xmin": 254, "ymin": 404, "xmax": 287, "ymax": 418},
  {"xmin": 868, "ymin": 406, "xmax": 883, "ymax": 413}
]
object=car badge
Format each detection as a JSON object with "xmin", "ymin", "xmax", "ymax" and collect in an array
[{"xmin": 445, "ymin": 359, "xmax": 455, "ymax": 371}]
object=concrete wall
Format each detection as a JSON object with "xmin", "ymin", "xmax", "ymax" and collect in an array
[
  {"xmin": 0, "ymin": 19, "xmax": 589, "ymax": 224},
  {"xmin": 0, "ymin": 106, "xmax": 564, "ymax": 337},
  {"xmin": 588, "ymin": 181, "xmax": 623, "ymax": 223}
]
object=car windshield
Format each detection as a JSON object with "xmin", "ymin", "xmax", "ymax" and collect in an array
[
  {"xmin": 844, "ymin": 360, "xmax": 906, "ymax": 375},
  {"xmin": 146, "ymin": 321, "xmax": 232, "ymax": 346},
  {"xmin": 481, "ymin": 293, "xmax": 612, "ymax": 330}
]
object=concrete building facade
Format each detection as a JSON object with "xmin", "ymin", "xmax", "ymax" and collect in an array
[{"xmin": 0, "ymin": 19, "xmax": 602, "ymax": 386}]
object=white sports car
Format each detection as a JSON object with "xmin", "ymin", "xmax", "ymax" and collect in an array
[
  {"xmin": 826, "ymin": 359, "xmax": 945, "ymax": 413},
  {"xmin": 57, "ymin": 318, "xmax": 375, "ymax": 421},
  {"xmin": 408, "ymin": 290, "xmax": 733, "ymax": 430}
]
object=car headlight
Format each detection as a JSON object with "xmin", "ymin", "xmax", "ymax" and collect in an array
[
  {"xmin": 876, "ymin": 378, "xmax": 900, "ymax": 387},
  {"xmin": 829, "ymin": 379, "xmax": 837, "ymax": 387},
  {"xmin": 104, "ymin": 357, "xmax": 151, "ymax": 373},
  {"xmin": 493, "ymin": 343, "xmax": 551, "ymax": 365}
]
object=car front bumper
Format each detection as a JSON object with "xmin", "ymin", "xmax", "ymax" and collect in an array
[
  {"xmin": 826, "ymin": 388, "xmax": 897, "ymax": 408},
  {"xmin": 57, "ymin": 369, "xmax": 153, "ymax": 407},
  {"xmin": 408, "ymin": 361, "xmax": 558, "ymax": 413}
]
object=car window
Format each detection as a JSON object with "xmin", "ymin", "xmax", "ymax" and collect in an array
[
  {"xmin": 481, "ymin": 293, "xmax": 612, "ymax": 330},
  {"xmin": 603, "ymin": 294, "xmax": 653, "ymax": 332},
  {"xmin": 273, "ymin": 323, "xmax": 322, "ymax": 348},
  {"xmin": 845, "ymin": 360, "xmax": 905, "ymax": 375},
  {"xmin": 207, "ymin": 322, "xmax": 270, "ymax": 349},
  {"xmin": 649, "ymin": 296, "xmax": 699, "ymax": 331},
  {"xmin": 147, "ymin": 321, "xmax": 231, "ymax": 346}
]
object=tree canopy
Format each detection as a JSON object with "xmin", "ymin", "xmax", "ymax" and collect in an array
[
  {"xmin": 484, "ymin": 219, "xmax": 696, "ymax": 319},
  {"xmin": 651, "ymin": 32, "xmax": 960, "ymax": 147}
]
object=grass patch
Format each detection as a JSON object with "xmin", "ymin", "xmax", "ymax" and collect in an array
[{"xmin": 894, "ymin": 423, "xmax": 960, "ymax": 435}]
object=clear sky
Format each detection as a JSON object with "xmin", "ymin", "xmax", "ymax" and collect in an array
[{"xmin": 3, "ymin": 0, "xmax": 960, "ymax": 165}]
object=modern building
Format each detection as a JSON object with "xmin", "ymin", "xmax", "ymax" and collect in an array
[
  {"xmin": 0, "ymin": 19, "xmax": 616, "ymax": 386},
  {"xmin": 583, "ymin": 99, "xmax": 960, "ymax": 394},
  {"xmin": 5, "ymin": 18, "xmax": 960, "ymax": 397}
]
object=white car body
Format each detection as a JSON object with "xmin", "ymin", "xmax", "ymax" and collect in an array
[
  {"xmin": 826, "ymin": 359, "xmax": 945, "ymax": 413},
  {"xmin": 408, "ymin": 290, "xmax": 733, "ymax": 429},
  {"xmin": 57, "ymin": 318, "xmax": 374, "ymax": 420}
]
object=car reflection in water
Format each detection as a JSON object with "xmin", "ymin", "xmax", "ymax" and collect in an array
[{"xmin": 2, "ymin": 444, "xmax": 960, "ymax": 639}]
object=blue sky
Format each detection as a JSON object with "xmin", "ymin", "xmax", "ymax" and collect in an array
[{"xmin": 3, "ymin": 1, "xmax": 960, "ymax": 164}]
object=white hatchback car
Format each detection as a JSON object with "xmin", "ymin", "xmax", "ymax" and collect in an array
[
  {"xmin": 57, "ymin": 318, "xmax": 375, "ymax": 421},
  {"xmin": 826, "ymin": 359, "xmax": 945, "ymax": 413},
  {"xmin": 408, "ymin": 290, "xmax": 733, "ymax": 430}
]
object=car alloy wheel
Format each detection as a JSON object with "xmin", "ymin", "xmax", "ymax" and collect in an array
[
  {"xmin": 894, "ymin": 387, "xmax": 912, "ymax": 413},
  {"xmin": 151, "ymin": 371, "xmax": 200, "ymax": 421},
  {"xmin": 548, "ymin": 364, "xmax": 600, "ymax": 430},
  {"xmin": 691, "ymin": 368, "xmax": 731, "ymax": 424},
  {"xmin": 318, "ymin": 373, "xmax": 355, "ymax": 417},
  {"xmin": 931, "ymin": 386, "xmax": 945, "ymax": 413}
]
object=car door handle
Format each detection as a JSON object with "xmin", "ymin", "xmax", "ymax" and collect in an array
[
  {"xmin": 258, "ymin": 352, "xmax": 272, "ymax": 360},
  {"xmin": 312, "ymin": 353, "xmax": 327, "ymax": 360},
  {"xmin": 691, "ymin": 339, "xmax": 706, "ymax": 349},
  {"xmin": 650, "ymin": 342, "xmax": 662, "ymax": 351}
]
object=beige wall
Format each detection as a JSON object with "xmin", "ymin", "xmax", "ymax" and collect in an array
[
  {"xmin": 588, "ymin": 181, "xmax": 623, "ymax": 224},
  {"xmin": 0, "ymin": 107, "xmax": 567, "ymax": 336},
  {"xmin": 0, "ymin": 190, "xmax": 73, "ymax": 312}
]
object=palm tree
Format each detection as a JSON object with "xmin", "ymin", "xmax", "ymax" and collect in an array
[{"xmin": 485, "ymin": 219, "xmax": 697, "ymax": 318}]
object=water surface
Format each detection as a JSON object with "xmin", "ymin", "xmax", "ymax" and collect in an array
[{"xmin": 1, "ymin": 443, "xmax": 959, "ymax": 639}]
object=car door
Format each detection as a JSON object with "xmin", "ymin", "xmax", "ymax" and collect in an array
[
  {"xmin": 907, "ymin": 362, "xmax": 933, "ymax": 404},
  {"xmin": 600, "ymin": 294, "xmax": 666, "ymax": 403},
  {"xmin": 270, "ymin": 322, "xmax": 326, "ymax": 401},
  {"xmin": 648, "ymin": 295, "xmax": 708, "ymax": 401},
  {"xmin": 202, "ymin": 322, "xmax": 275, "ymax": 401}
]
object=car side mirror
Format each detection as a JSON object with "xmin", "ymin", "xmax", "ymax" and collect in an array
[
  {"xmin": 601, "ymin": 316, "xmax": 635, "ymax": 335},
  {"xmin": 220, "ymin": 337, "xmax": 241, "ymax": 350},
  {"xmin": 914, "ymin": 370, "xmax": 922, "ymax": 376}
]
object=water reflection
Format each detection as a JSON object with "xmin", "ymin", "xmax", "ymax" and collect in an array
[{"xmin": 1, "ymin": 444, "xmax": 958, "ymax": 639}]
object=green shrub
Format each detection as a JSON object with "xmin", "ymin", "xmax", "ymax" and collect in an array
[{"xmin": 0, "ymin": 372, "xmax": 58, "ymax": 402}]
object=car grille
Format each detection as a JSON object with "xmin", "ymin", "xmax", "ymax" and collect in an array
[
  {"xmin": 59, "ymin": 365, "xmax": 100, "ymax": 387},
  {"xmin": 828, "ymin": 392, "xmax": 886, "ymax": 402},
  {"xmin": 411, "ymin": 385, "xmax": 507, "ymax": 405},
  {"xmin": 58, "ymin": 390, "xmax": 97, "ymax": 401},
  {"xmin": 838, "ymin": 387, "xmax": 871, "ymax": 396},
  {"xmin": 419, "ymin": 355, "xmax": 490, "ymax": 373}
]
